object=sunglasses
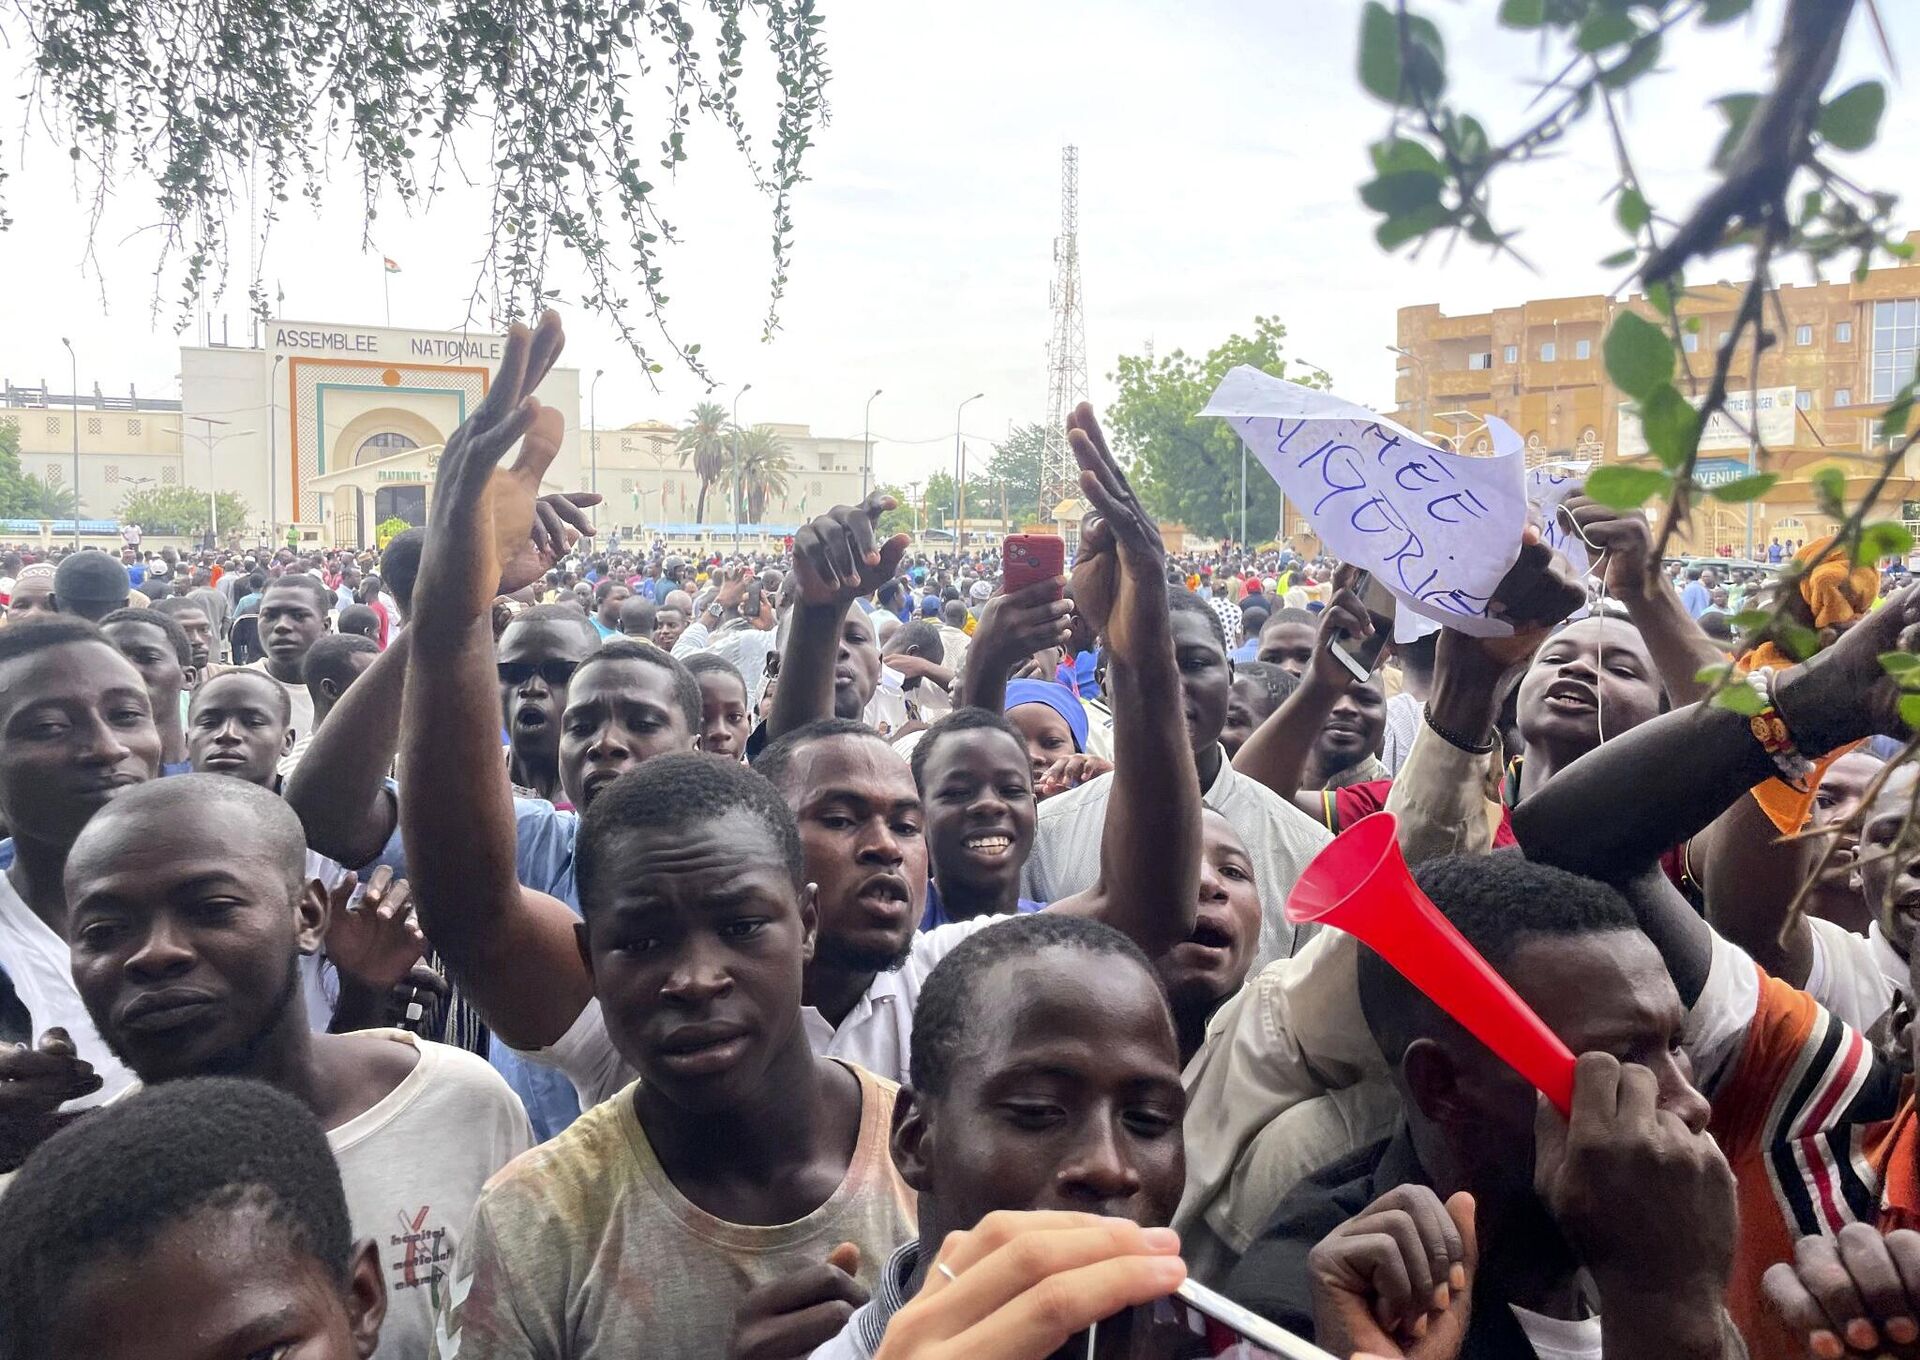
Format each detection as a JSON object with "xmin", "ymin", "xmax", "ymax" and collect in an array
[{"xmin": 497, "ymin": 660, "xmax": 581, "ymax": 688}]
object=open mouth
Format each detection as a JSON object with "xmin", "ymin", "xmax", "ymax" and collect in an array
[
  {"xmin": 513, "ymin": 706, "xmax": 550, "ymax": 729},
  {"xmin": 1543, "ymin": 680, "xmax": 1597, "ymax": 713},
  {"xmin": 963, "ymin": 833, "xmax": 1014, "ymax": 858},
  {"xmin": 1189, "ymin": 916, "xmax": 1235, "ymax": 950}
]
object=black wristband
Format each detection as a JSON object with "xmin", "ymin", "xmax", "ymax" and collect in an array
[{"xmin": 1423, "ymin": 704, "xmax": 1496, "ymax": 755}]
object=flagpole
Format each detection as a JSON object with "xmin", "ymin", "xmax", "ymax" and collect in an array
[{"xmin": 382, "ymin": 265, "xmax": 391, "ymax": 327}]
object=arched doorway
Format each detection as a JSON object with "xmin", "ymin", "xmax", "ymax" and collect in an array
[{"xmin": 355, "ymin": 431, "xmax": 420, "ymax": 464}]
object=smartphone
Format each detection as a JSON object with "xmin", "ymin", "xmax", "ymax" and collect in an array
[
  {"xmin": 1002, "ymin": 533, "xmax": 1066, "ymax": 596},
  {"xmin": 1088, "ymin": 1278, "xmax": 1339, "ymax": 1359},
  {"xmin": 1326, "ymin": 571, "xmax": 1397, "ymax": 683}
]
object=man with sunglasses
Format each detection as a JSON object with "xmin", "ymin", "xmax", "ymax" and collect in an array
[{"xmin": 497, "ymin": 604, "xmax": 601, "ymax": 806}]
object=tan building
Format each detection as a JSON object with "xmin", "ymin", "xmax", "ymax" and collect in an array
[
  {"xmin": 9, "ymin": 318, "xmax": 872, "ymax": 548},
  {"xmin": 1387, "ymin": 232, "xmax": 1920, "ymax": 555}
]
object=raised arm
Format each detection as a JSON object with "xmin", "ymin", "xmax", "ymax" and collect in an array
[
  {"xmin": 1232, "ymin": 575, "xmax": 1380, "ymax": 812},
  {"xmin": 398, "ymin": 313, "xmax": 598, "ymax": 1049},
  {"xmin": 1565, "ymin": 495, "xmax": 1723, "ymax": 706},
  {"xmin": 283, "ymin": 630, "xmax": 409, "ymax": 868},
  {"xmin": 767, "ymin": 493, "xmax": 909, "ymax": 739},
  {"xmin": 1051, "ymin": 403, "xmax": 1200, "ymax": 958},
  {"xmin": 956, "ymin": 581, "xmax": 1074, "ymax": 715},
  {"xmin": 1515, "ymin": 582, "xmax": 1920, "ymax": 1002}
]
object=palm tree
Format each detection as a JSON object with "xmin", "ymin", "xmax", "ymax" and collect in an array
[
  {"xmin": 737, "ymin": 425, "xmax": 794, "ymax": 523},
  {"xmin": 19, "ymin": 474, "xmax": 79, "ymax": 520},
  {"xmin": 674, "ymin": 400, "xmax": 730, "ymax": 523}
]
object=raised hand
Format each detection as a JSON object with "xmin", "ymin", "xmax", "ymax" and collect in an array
[
  {"xmin": 1563, "ymin": 494, "xmax": 1654, "ymax": 599},
  {"xmin": 1308, "ymin": 565, "xmax": 1387, "ymax": 691},
  {"xmin": 1764, "ymin": 1224, "xmax": 1920, "ymax": 1360},
  {"xmin": 1035, "ymin": 753, "xmax": 1112, "ymax": 800},
  {"xmin": 729, "ymin": 1242, "xmax": 868, "ymax": 1360},
  {"xmin": 790, "ymin": 493, "xmax": 911, "ymax": 609},
  {"xmin": 1777, "ymin": 581, "xmax": 1920, "ymax": 755},
  {"xmin": 969, "ymin": 581, "xmax": 1074, "ymax": 674},
  {"xmin": 1066, "ymin": 403, "xmax": 1166, "ymax": 660},
  {"xmin": 323, "ymin": 867, "xmax": 427, "ymax": 994},
  {"xmin": 411, "ymin": 313, "xmax": 583, "ymax": 635},
  {"xmin": 1533, "ymin": 1052, "xmax": 1735, "ymax": 1317},
  {"xmin": 1308, "ymin": 1185, "xmax": 1475, "ymax": 1360},
  {"xmin": 1464, "ymin": 526, "xmax": 1591, "ymax": 669}
]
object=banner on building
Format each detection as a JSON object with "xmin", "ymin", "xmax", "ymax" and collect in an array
[{"xmin": 1617, "ymin": 386, "xmax": 1797, "ymax": 460}]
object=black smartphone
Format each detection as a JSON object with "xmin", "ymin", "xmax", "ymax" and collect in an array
[
  {"xmin": 1326, "ymin": 571, "xmax": 1397, "ymax": 683},
  {"xmin": 1086, "ymin": 1277, "xmax": 1339, "ymax": 1359}
]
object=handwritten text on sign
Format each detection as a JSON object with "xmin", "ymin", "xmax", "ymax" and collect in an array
[{"xmin": 1203, "ymin": 367, "xmax": 1527, "ymax": 635}]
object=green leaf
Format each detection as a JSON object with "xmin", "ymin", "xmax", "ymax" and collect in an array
[
  {"xmin": 1812, "ymin": 466, "xmax": 1847, "ymax": 513},
  {"xmin": 1575, "ymin": 10, "xmax": 1635, "ymax": 50},
  {"xmin": 1856, "ymin": 520, "xmax": 1914, "ymax": 565},
  {"xmin": 1701, "ymin": 0, "xmax": 1753, "ymax": 22},
  {"xmin": 1644, "ymin": 280, "xmax": 1677, "ymax": 318},
  {"xmin": 1600, "ymin": 247, "xmax": 1638, "ymax": 267},
  {"xmin": 1600, "ymin": 34, "xmax": 1662, "ymax": 90},
  {"xmin": 1584, "ymin": 464, "xmax": 1673, "ymax": 509},
  {"xmin": 1881, "ymin": 652, "xmax": 1920, "ymax": 677},
  {"xmin": 1370, "ymin": 137, "xmax": 1445, "ymax": 178},
  {"xmin": 1711, "ymin": 93, "xmax": 1760, "ymax": 169},
  {"xmin": 1901, "ymin": 693, "xmax": 1920, "ymax": 733},
  {"xmin": 1497, "ymin": 0, "xmax": 1544, "ymax": 27},
  {"xmin": 1374, "ymin": 202, "xmax": 1449, "ymax": 250},
  {"xmin": 1358, "ymin": 2, "xmax": 1400, "ymax": 101},
  {"xmin": 1615, "ymin": 187, "xmax": 1649, "ymax": 234},
  {"xmin": 1696, "ymin": 662, "xmax": 1736, "ymax": 688},
  {"xmin": 1640, "ymin": 385, "xmax": 1699, "ymax": 469},
  {"xmin": 1360, "ymin": 169, "xmax": 1445, "ymax": 215},
  {"xmin": 1778, "ymin": 623, "xmax": 1821, "ymax": 662},
  {"xmin": 1712, "ymin": 683, "xmax": 1768, "ymax": 717},
  {"xmin": 1728, "ymin": 610, "xmax": 1772, "ymax": 633},
  {"xmin": 1819, "ymin": 81, "xmax": 1886, "ymax": 153},
  {"xmin": 1880, "ymin": 391, "xmax": 1913, "ymax": 440},
  {"xmin": 1358, "ymin": 3, "xmax": 1445, "ymax": 103},
  {"xmin": 1707, "ymin": 472, "xmax": 1777, "ymax": 503},
  {"xmin": 1605, "ymin": 312, "xmax": 1675, "ymax": 400}
]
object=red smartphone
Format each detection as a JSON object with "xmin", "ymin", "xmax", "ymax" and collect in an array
[{"xmin": 1002, "ymin": 534, "xmax": 1066, "ymax": 596}]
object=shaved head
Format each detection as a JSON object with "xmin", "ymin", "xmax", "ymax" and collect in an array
[{"xmin": 67, "ymin": 774, "xmax": 308, "ymax": 900}]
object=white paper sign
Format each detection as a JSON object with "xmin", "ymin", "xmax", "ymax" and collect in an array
[
  {"xmin": 1527, "ymin": 459, "xmax": 1593, "ymax": 622},
  {"xmin": 1202, "ymin": 367, "xmax": 1528, "ymax": 636}
]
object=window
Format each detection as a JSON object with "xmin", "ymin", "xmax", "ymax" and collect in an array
[
  {"xmin": 1502, "ymin": 345, "xmax": 1518, "ymax": 364},
  {"xmin": 1539, "ymin": 342, "xmax": 1556, "ymax": 362},
  {"xmin": 1795, "ymin": 391, "xmax": 1813, "ymax": 411},
  {"xmin": 126, "ymin": 418, "xmax": 142, "ymax": 435},
  {"xmin": 1795, "ymin": 324, "xmax": 1814, "ymax": 346},
  {"xmin": 1836, "ymin": 388, "xmax": 1853, "ymax": 407},
  {"xmin": 1681, "ymin": 332, "xmax": 1699, "ymax": 353},
  {"xmin": 619, "ymin": 477, "xmax": 634, "ymax": 494},
  {"xmin": 1836, "ymin": 321, "xmax": 1853, "ymax": 344},
  {"xmin": 85, "ymin": 417, "xmax": 101, "ymax": 436},
  {"xmin": 1574, "ymin": 339, "xmax": 1591, "ymax": 360},
  {"xmin": 104, "ymin": 464, "xmax": 119, "ymax": 484},
  {"xmin": 44, "ymin": 416, "xmax": 59, "ymax": 435},
  {"xmin": 161, "ymin": 467, "xmax": 177, "ymax": 484},
  {"xmin": 1873, "ymin": 300, "xmax": 1920, "ymax": 401},
  {"xmin": 1466, "ymin": 351, "xmax": 1491, "ymax": 371}
]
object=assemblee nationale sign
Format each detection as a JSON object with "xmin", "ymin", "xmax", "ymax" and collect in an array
[{"xmin": 270, "ymin": 323, "xmax": 506, "ymax": 364}]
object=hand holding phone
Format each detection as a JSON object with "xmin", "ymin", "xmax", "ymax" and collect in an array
[
  {"xmin": 1323, "ymin": 571, "xmax": 1396, "ymax": 684},
  {"xmin": 1003, "ymin": 533, "xmax": 1066, "ymax": 598}
]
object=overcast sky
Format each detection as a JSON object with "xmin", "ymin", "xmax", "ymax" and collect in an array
[{"xmin": 0, "ymin": 0, "xmax": 1912, "ymax": 489}]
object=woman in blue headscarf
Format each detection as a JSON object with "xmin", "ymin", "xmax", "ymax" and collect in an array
[{"xmin": 1003, "ymin": 678, "xmax": 1110, "ymax": 799}]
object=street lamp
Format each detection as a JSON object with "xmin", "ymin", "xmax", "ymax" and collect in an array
[
  {"xmin": 862, "ymin": 389, "xmax": 882, "ymax": 502},
  {"xmin": 590, "ymin": 368, "xmax": 604, "ymax": 529},
  {"xmin": 954, "ymin": 392, "xmax": 983, "ymax": 547},
  {"xmin": 268, "ymin": 353, "xmax": 285, "ymax": 544},
  {"xmin": 731, "ymin": 383, "xmax": 751, "ymax": 552},
  {"xmin": 60, "ymin": 338, "xmax": 79, "ymax": 547},
  {"xmin": 182, "ymin": 419, "xmax": 255, "ymax": 547}
]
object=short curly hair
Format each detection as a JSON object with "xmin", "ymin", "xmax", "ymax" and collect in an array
[
  {"xmin": 910, "ymin": 914, "xmax": 1152, "ymax": 1100},
  {"xmin": 573, "ymin": 637, "xmax": 702, "ymax": 735},
  {"xmin": 908, "ymin": 707, "xmax": 1028, "ymax": 794},
  {"xmin": 0, "ymin": 1077, "xmax": 351, "ymax": 1359},
  {"xmin": 576, "ymin": 752, "xmax": 806, "ymax": 912}
]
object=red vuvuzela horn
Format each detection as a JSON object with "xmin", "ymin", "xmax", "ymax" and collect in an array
[{"xmin": 1287, "ymin": 812, "xmax": 1575, "ymax": 1115}]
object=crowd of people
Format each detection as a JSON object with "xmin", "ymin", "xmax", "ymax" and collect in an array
[{"xmin": 7, "ymin": 311, "xmax": 1920, "ymax": 1360}]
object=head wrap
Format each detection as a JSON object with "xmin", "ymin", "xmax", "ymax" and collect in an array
[
  {"xmin": 1004, "ymin": 679, "xmax": 1088, "ymax": 752},
  {"xmin": 1209, "ymin": 596, "xmax": 1243, "ymax": 643},
  {"xmin": 969, "ymin": 579, "xmax": 993, "ymax": 602}
]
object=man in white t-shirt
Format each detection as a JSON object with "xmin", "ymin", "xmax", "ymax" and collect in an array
[
  {"xmin": 63, "ymin": 775, "xmax": 530, "ymax": 1360},
  {"xmin": 249, "ymin": 573, "xmax": 333, "ymax": 742}
]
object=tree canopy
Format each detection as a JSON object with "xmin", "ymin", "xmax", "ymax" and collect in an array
[
  {"xmin": 981, "ymin": 423, "xmax": 1047, "ymax": 525},
  {"xmin": 1103, "ymin": 316, "xmax": 1330, "ymax": 541},
  {"xmin": 4, "ymin": 0, "xmax": 829, "ymax": 372},
  {"xmin": 118, "ymin": 484, "xmax": 251, "ymax": 537}
]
